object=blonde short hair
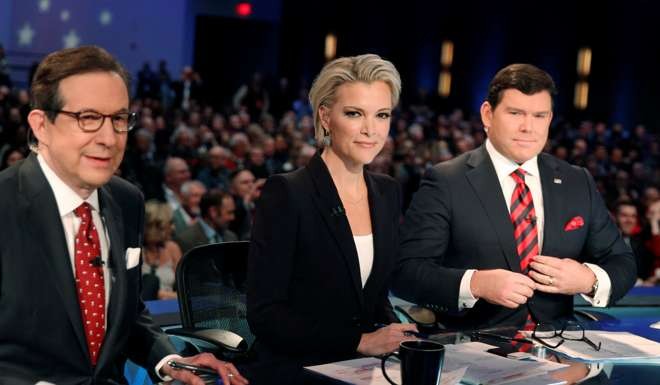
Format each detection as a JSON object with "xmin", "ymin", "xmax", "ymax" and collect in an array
[
  {"xmin": 144, "ymin": 200, "xmax": 173, "ymax": 244},
  {"xmin": 309, "ymin": 54, "xmax": 401, "ymax": 143}
]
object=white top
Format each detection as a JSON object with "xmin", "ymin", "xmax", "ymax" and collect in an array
[
  {"xmin": 37, "ymin": 154, "xmax": 112, "ymax": 317},
  {"xmin": 457, "ymin": 140, "xmax": 611, "ymax": 309},
  {"xmin": 353, "ymin": 234, "xmax": 374, "ymax": 288}
]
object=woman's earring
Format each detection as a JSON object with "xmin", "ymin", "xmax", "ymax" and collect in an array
[{"xmin": 322, "ymin": 128, "xmax": 332, "ymax": 147}]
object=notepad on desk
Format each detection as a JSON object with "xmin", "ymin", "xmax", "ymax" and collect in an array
[{"xmin": 522, "ymin": 330, "xmax": 660, "ymax": 362}]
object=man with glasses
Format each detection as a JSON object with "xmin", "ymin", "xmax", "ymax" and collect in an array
[{"xmin": 0, "ymin": 46, "xmax": 247, "ymax": 385}]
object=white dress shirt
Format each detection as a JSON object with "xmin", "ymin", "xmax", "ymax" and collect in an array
[
  {"xmin": 38, "ymin": 155, "xmax": 177, "ymax": 377},
  {"xmin": 37, "ymin": 154, "xmax": 112, "ymax": 317},
  {"xmin": 458, "ymin": 140, "xmax": 611, "ymax": 309},
  {"xmin": 353, "ymin": 234, "xmax": 374, "ymax": 288}
]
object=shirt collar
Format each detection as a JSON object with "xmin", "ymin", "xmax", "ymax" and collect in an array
[
  {"xmin": 485, "ymin": 138, "xmax": 539, "ymax": 178},
  {"xmin": 198, "ymin": 218, "xmax": 218, "ymax": 241},
  {"xmin": 37, "ymin": 154, "xmax": 100, "ymax": 216}
]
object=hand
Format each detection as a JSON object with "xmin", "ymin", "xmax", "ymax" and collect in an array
[
  {"xmin": 161, "ymin": 353, "xmax": 248, "ymax": 385},
  {"xmin": 357, "ymin": 323, "xmax": 418, "ymax": 356},
  {"xmin": 529, "ymin": 255, "xmax": 595, "ymax": 295},
  {"xmin": 470, "ymin": 269, "xmax": 536, "ymax": 309}
]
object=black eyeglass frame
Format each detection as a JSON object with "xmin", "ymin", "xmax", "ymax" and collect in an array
[
  {"xmin": 532, "ymin": 321, "xmax": 602, "ymax": 351},
  {"xmin": 47, "ymin": 109, "xmax": 137, "ymax": 133}
]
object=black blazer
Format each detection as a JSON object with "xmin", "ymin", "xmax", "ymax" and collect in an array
[
  {"xmin": 247, "ymin": 153, "xmax": 400, "ymax": 370},
  {"xmin": 392, "ymin": 145, "xmax": 636, "ymax": 330},
  {"xmin": 0, "ymin": 155, "xmax": 176, "ymax": 385}
]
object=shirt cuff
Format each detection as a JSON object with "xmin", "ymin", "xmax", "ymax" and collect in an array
[
  {"xmin": 580, "ymin": 263, "xmax": 612, "ymax": 307},
  {"xmin": 459, "ymin": 269, "xmax": 479, "ymax": 310},
  {"xmin": 155, "ymin": 353, "xmax": 183, "ymax": 381}
]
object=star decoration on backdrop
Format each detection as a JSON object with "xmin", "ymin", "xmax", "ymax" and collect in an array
[
  {"xmin": 17, "ymin": 23, "xmax": 36, "ymax": 46},
  {"xmin": 61, "ymin": 10, "xmax": 71, "ymax": 22},
  {"xmin": 38, "ymin": 0, "xmax": 50, "ymax": 13},
  {"xmin": 99, "ymin": 10, "xmax": 112, "ymax": 26},
  {"xmin": 63, "ymin": 29, "xmax": 81, "ymax": 48}
]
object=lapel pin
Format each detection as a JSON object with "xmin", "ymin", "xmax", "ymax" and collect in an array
[{"xmin": 553, "ymin": 178, "xmax": 562, "ymax": 184}]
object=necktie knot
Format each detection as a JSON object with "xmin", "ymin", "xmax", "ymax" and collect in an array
[
  {"xmin": 74, "ymin": 202, "xmax": 92, "ymax": 219},
  {"xmin": 510, "ymin": 168, "xmax": 526, "ymax": 184}
]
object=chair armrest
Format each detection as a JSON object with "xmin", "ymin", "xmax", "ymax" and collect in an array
[{"xmin": 166, "ymin": 327, "xmax": 249, "ymax": 353}]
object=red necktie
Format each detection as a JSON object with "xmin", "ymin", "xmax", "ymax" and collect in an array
[
  {"xmin": 510, "ymin": 169, "xmax": 539, "ymax": 350},
  {"xmin": 73, "ymin": 202, "xmax": 106, "ymax": 365},
  {"xmin": 510, "ymin": 168, "xmax": 539, "ymax": 273}
]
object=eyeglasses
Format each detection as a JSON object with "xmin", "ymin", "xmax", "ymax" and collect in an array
[
  {"xmin": 533, "ymin": 321, "xmax": 602, "ymax": 351},
  {"xmin": 49, "ymin": 109, "xmax": 137, "ymax": 133}
]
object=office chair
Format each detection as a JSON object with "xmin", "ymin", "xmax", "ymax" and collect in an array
[{"xmin": 167, "ymin": 241, "xmax": 254, "ymax": 361}]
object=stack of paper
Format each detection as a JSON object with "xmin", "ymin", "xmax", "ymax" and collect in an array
[
  {"xmin": 305, "ymin": 357, "xmax": 467, "ymax": 385},
  {"xmin": 522, "ymin": 330, "xmax": 660, "ymax": 362},
  {"xmin": 305, "ymin": 342, "xmax": 568, "ymax": 385}
]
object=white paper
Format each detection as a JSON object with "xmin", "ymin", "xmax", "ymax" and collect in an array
[
  {"xmin": 305, "ymin": 356, "xmax": 466, "ymax": 385},
  {"xmin": 522, "ymin": 330, "xmax": 660, "ymax": 362},
  {"xmin": 443, "ymin": 344, "xmax": 562, "ymax": 385}
]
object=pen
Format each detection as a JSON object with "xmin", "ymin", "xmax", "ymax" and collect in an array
[{"xmin": 167, "ymin": 360, "xmax": 219, "ymax": 376}]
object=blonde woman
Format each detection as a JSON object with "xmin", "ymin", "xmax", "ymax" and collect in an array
[
  {"xmin": 142, "ymin": 200, "xmax": 182, "ymax": 300},
  {"xmin": 247, "ymin": 54, "xmax": 417, "ymax": 384}
]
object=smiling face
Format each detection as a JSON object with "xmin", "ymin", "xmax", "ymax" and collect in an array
[
  {"xmin": 29, "ymin": 71, "xmax": 129, "ymax": 198},
  {"xmin": 320, "ymin": 81, "xmax": 392, "ymax": 168},
  {"xmin": 481, "ymin": 88, "xmax": 553, "ymax": 164}
]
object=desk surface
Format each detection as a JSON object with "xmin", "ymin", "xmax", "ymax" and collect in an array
[{"xmin": 142, "ymin": 292, "xmax": 660, "ymax": 384}]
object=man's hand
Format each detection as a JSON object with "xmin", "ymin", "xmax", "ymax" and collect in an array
[
  {"xmin": 357, "ymin": 323, "xmax": 418, "ymax": 356},
  {"xmin": 161, "ymin": 353, "xmax": 248, "ymax": 385},
  {"xmin": 529, "ymin": 255, "xmax": 595, "ymax": 295},
  {"xmin": 470, "ymin": 269, "xmax": 536, "ymax": 308}
]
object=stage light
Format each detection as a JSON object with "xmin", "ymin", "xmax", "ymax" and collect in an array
[
  {"xmin": 441, "ymin": 40, "xmax": 454, "ymax": 67},
  {"xmin": 235, "ymin": 2, "xmax": 252, "ymax": 17},
  {"xmin": 577, "ymin": 47, "xmax": 592, "ymax": 77},
  {"xmin": 325, "ymin": 33, "xmax": 337, "ymax": 61},
  {"xmin": 438, "ymin": 70, "xmax": 452, "ymax": 97},
  {"xmin": 574, "ymin": 81, "xmax": 589, "ymax": 110}
]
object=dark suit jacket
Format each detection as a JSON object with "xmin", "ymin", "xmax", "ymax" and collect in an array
[
  {"xmin": 392, "ymin": 145, "xmax": 636, "ymax": 330},
  {"xmin": 0, "ymin": 155, "xmax": 176, "ymax": 385},
  {"xmin": 174, "ymin": 221, "xmax": 238, "ymax": 255},
  {"xmin": 246, "ymin": 153, "xmax": 400, "ymax": 375}
]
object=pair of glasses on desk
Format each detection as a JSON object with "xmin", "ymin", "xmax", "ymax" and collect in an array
[{"xmin": 473, "ymin": 321, "xmax": 602, "ymax": 351}]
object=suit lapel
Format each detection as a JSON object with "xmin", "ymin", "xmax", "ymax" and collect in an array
[
  {"xmin": 538, "ymin": 154, "xmax": 562, "ymax": 256},
  {"xmin": 95, "ymin": 185, "xmax": 127, "ymax": 371},
  {"xmin": 18, "ymin": 155, "xmax": 89, "ymax": 358},
  {"xmin": 306, "ymin": 153, "xmax": 364, "ymax": 307},
  {"xmin": 465, "ymin": 146, "xmax": 520, "ymax": 272}
]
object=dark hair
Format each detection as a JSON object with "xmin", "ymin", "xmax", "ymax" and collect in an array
[
  {"xmin": 30, "ymin": 45, "xmax": 130, "ymax": 121},
  {"xmin": 615, "ymin": 199, "xmax": 638, "ymax": 215},
  {"xmin": 486, "ymin": 63, "xmax": 557, "ymax": 109},
  {"xmin": 200, "ymin": 190, "xmax": 231, "ymax": 218}
]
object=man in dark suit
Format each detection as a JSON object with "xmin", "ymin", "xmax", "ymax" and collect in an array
[
  {"xmin": 175, "ymin": 190, "xmax": 239, "ymax": 254},
  {"xmin": 0, "ymin": 46, "xmax": 246, "ymax": 385},
  {"xmin": 392, "ymin": 64, "xmax": 636, "ymax": 330}
]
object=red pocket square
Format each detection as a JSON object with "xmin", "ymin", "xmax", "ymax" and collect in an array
[{"xmin": 564, "ymin": 216, "xmax": 584, "ymax": 231}]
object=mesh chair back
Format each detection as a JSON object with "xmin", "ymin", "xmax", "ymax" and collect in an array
[{"xmin": 176, "ymin": 241, "xmax": 255, "ymax": 347}]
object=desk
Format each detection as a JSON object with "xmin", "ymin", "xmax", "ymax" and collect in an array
[{"xmin": 132, "ymin": 294, "xmax": 660, "ymax": 385}]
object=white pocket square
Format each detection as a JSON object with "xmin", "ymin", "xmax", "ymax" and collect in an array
[{"xmin": 126, "ymin": 247, "xmax": 141, "ymax": 269}]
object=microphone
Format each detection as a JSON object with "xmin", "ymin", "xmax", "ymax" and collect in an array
[
  {"xmin": 331, "ymin": 205, "xmax": 345, "ymax": 217},
  {"xmin": 89, "ymin": 256, "xmax": 105, "ymax": 267}
]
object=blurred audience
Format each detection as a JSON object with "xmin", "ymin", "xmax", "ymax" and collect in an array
[{"xmin": 142, "ymin": 200, "xmax": 183, "ymax": 300}]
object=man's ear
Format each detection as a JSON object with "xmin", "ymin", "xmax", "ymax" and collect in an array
[
  {"xmin": 480, "ymin": 101, "xmax": 493, "ymax": 132},
  {"xmin": 28, "ymin": 109, "xmax": 48, "ymax": 145}
]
